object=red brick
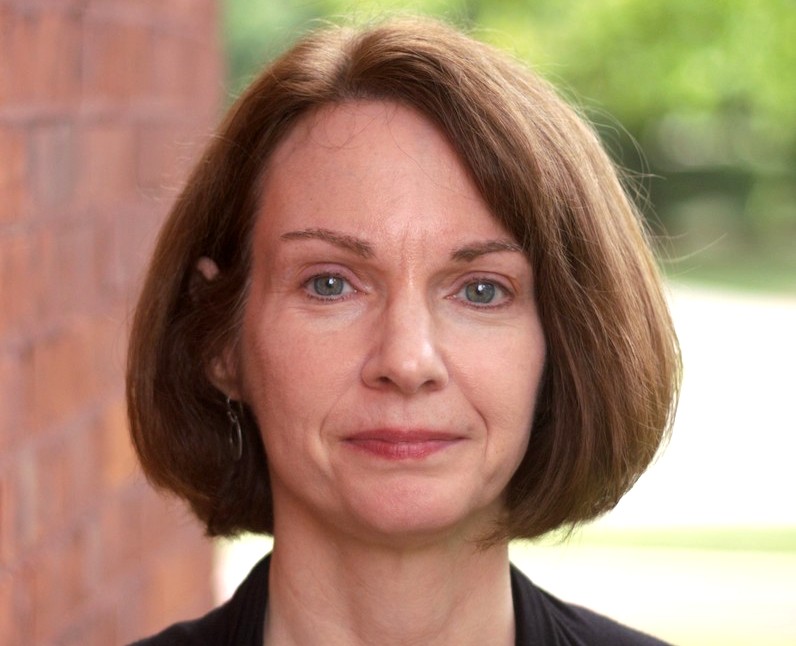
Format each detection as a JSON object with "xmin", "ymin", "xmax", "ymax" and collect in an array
[
  {"xmin": 96, "ymin": 240, "xmax": 142, "ymax": 330},
  {"xmin": 4, "ymin": 9, "xmax": 38, "ymax": 105},
  {"xmin": 17, "ymin": 343, "xmax": 36, "ymax": 440},
  {"xmin": 136, "ymin": 121, "xmax": 181, "ymax": 193},
  {"xmin": 157, "ymin": 31, "xmax": 219, "ymax": 115},
  {"xmin": 98, "ymin": 492, "xmax": 143, "ymax": 582},
  {"xmin": 30, "ymin": 225, "xmax": 58, "ymax": 328},
  {"xmin": 185, "ymin": 35, "xmax": 223, "ymax": 116},
  {"xmin": 0, "ymin": 1, "xmax": 221, "ymax": 641},
  {"xmin": 0, "ymin": 465, "xmax": 14, "ymax": 566},
  {"xmin": 0, "ymin": 7, "xmax": 11, "ymax": 106},
  {"xmin": 0, "ymin": 452, "xmax": 38, "ymax": 567},
  {"xmin": 76, "ymin": 123, "xmax": 137, "ymax": 206},
  {"xmin": 93, "ymin": 308, "xmax": 128, "ymax": 386},
  {"xmin": 0, "ymin": 354, "xmax": 11, "ymax": 440},
  {"xmin": 24, "ymin": 429, "xmax": 103, "ymax": 549},
  {"xmin": 35, "ymin": 437, "xmax": 74, "ymax": 538},
  {"xmin": 30, "ymin": 320, "xmax": 99, "ymax": 433},
  {"xmin": 93, "ymin": 213, "xmax": 123, "ymax": 299},
  {"xmin": 5, "ymin": 6, "xmax": 82, "ymax": 107},
  {"xmin": 145, "ymin": 539, "xmax": 214, "ymax": 629},
  {"xmin": 30, "ymin": 527, "xmax": 93, "ymax": 643},
  {"xmin": 114, "ymin": 575, "xmax": 149, "ymax": 644},
  {"xmin": 0, "ymin": 126, "xmax": 28, "ymax": 223},
  {"xmin": 20, "ymin": 221, "xmax": 97, "ymax": 332},
  {"xmin": 29, "ymin": 122, "xmax": 77, "ymax": 212},
  {"xmin": 115, "ymin": 203, "xmax": 168, "ymax": 293},
  {"xmin": 94, "ymin": 207, "xmax": 153, "ymax": 303},
  {"xmin": 150, "ymin": 30, "xmax": 194, "ymax": 107},
  {"xmin": 0, "ymin": 567, "xmax": 33, "ymax": 645},
  {"xmin": 98, "ymin": 396, "xmax": 138, "ymax": 491},
  {"xmin": 178, "ymin": 122, "xmax": 216, "ymax": 179},
  {"xmin": 0, "ymin": 349, "xmax": 26, "ymax": 452},
  {"xmin": 40, "ymin": 221, "xmax": 99, "ymax": 318},
  {"xmin": 149, "ymin": 0, "xmax": 215, "ymax": 29},
  {"xmin": 83, "ymin": 17, "xmax": 153, "ymax": 104},
  {"xmin": 0, "ymin": 229, "xmax": 38, "ymax": 339},
  {"xmin": 0, "ymin": 570, "xmax": 15, "ymax": 645},
  {"xmin": 67, "ymin": 421, "xmax": 104, "ymax": 519},
  {"xmin": 59, "ymin": 608, "xmax": 118, "ymax": 646},
  {"xmin": 137, "ymin": 488, "xmax": 190, "ymax": 552}
]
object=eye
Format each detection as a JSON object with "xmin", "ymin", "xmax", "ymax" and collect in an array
[
  {"xmin": 457, "ymin": 279, "xmax": 509, "ymax": 306},
  {"xmin": 464, "ymin": 281, "xmax": 495, "ymax": 303},
  {"xmin": 306, "ymin": 274, "xmax": 355, "ymax": 299}
]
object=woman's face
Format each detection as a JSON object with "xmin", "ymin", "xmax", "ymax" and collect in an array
[{"xmin": 230, "ymin": 101, "xmax": 545, "ymax": 545}]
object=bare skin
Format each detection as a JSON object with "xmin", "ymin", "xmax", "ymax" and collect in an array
[{"xmin": 265, "ymin": 516, "xmax": 515, "ymax": 646}]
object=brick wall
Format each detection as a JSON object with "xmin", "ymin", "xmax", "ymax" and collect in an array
[{"xmin": 0, "ymin": 1, "xmax": 222, "ymax": 643}]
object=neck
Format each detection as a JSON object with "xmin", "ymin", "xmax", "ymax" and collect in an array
[{"xmin": 264, "ymin": 519, "xmax": 515, "ymax": 646}]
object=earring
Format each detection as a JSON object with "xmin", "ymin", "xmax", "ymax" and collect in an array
[{"xmin": 226, "ymin": 396, "xmax": 243, "ymax": 461}]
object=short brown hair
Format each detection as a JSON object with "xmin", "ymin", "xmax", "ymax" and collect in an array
[{"xmin": 126, "ymin": 17, "xmax": 680, "ymax": 539}]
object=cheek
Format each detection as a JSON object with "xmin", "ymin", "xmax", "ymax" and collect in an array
[
  {"xmin": 461, "ymin": 323, "xmax": 545, "ymax": 418},
  {"xmin": 239, "ymin": 317, "xmax": 354, "ymax": 435},
  {"xmin": 483, "ymin": 329, "xmax": 545, "ymax": 471},
  {"xmin": 239, "ymin": 331, "xmax": 321, "ymax": 478},
  {"xmin": 242, "ymin": 335, "xmax": 305, "ymax": 421}
]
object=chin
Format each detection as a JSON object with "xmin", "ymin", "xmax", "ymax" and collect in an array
[{"xmin": 337, "ymin": 482, "xmax": 503, "ymax": 547}]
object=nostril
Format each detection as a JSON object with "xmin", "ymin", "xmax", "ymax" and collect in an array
[{"xmin": 362, "ymin": 347, "xmax": 449, "ymax": 394}]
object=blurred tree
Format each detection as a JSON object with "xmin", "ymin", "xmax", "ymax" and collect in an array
[
  {"xmin": 471, "ymin": 0, "xmax": 796, "ymax": 278},
  {"xmin": 224, "ymin": 0, "xmax": 331, "ymax": 94},
  {"xmin": 224, "ymin": 0, "xmax": 796, "ymax": 291}
]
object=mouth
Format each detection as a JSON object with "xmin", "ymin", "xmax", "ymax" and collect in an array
[{"xmin": 343, "ymin": 429, "xmax": 464, "ymax": 460}]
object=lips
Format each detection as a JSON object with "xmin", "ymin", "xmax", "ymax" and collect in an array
[{"xmin": 343, "ymin": 429, "xmax": 464, "ymax": 460}]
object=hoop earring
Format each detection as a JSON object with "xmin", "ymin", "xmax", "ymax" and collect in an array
[{"xmin": 226, "ymin": 397, "xmax": 243, "ymax": 461}]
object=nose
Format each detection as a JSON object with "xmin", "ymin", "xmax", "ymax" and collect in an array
[{"xmin": 361, "ymin": 292, "xmax": 449, "ymax": 394}]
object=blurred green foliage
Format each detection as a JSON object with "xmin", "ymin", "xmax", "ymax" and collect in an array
[{"xmin": 224, "ymin": 0, "xmax": 796, "ymax": 291}]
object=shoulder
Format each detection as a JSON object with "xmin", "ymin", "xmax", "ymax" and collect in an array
[
  {"xmin": 128, "ymin": 554, "xmax": 271, "ymax": 646},
  {"xmin": 510, "ymin": 564, "xmax": 671, "ymax": 646},
  {"xmin": 127, "ymin": 603, "xmax": 231, "ymax": 646}
]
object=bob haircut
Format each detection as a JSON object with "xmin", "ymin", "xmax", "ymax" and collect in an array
[{"xmin": 127, "ymin": 17, "xmax": 680, "ymax": 540}]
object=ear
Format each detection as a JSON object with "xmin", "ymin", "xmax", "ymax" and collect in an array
[
  {"xmin": 195, "ymin": 256, "xmax": 219, "ymax": 281},
  {"xmin": 207, "ymin": 345, "xmax": 243, "ymax": 402},
  {"xmin": 195, "ymin": 256, "xmax": 244, "ymax": 401},
  {"xmin": 190, "ymin": 255, "xmax": 220, "ymax": 298}
]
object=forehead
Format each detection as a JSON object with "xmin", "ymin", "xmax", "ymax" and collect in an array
[
  {"xmin": 254, "ymin": 100, "xmax": 507, "ymax": 244},
  {"xmin": 269, "ymin": 100, "xmax": 452, "ymax": 168},
  {"xmin": 264, "ymin": 100, "xmax": 468, "ymax": 199}
]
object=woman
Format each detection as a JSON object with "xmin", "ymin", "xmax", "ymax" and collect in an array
[{"xmin": 128, "ymin": 17, "xmax": 680, "ymax": 645}]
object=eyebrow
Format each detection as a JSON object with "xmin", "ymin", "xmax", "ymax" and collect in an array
[
  {"xmin": 280, "ymin": 228, "xmax": 375, "ymax": 258},
  {"xmin": 280, "ymin": 228, "xmax": 522, "ymax": 262},
  {"xmin": 450, "ymin": 240, "xmax": 524, "ymax": 262}
]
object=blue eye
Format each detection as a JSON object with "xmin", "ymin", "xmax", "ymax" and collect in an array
[
  {"xmin": 457, "ymin": 279, "xmax": 508, "ymax": 306},
  {"xmin": 307, "ymin": 274, "xmax": 353, "ymax": 298},
  {"xmin": 465, "ymin": 281, "xmax": 496, "ymax": 303}
]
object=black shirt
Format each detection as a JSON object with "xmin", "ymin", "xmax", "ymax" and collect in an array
[{"xmin": 131, "ymin": 554, "xmax": 671, "ymax": 645}]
